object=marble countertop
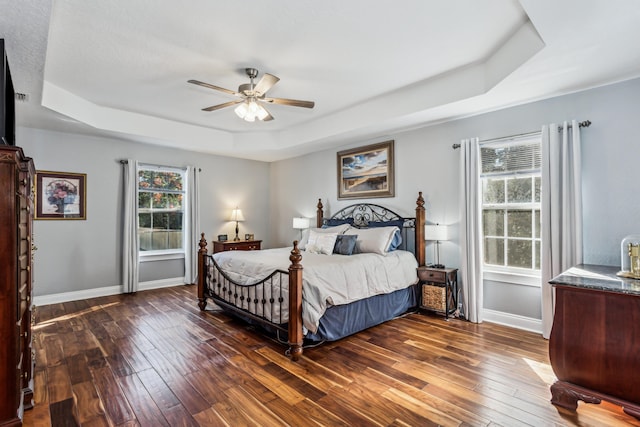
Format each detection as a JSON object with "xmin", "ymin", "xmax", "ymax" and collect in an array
[{"xmin": 550, "ymin": 264, "xmax": 640, "ymax": 296}]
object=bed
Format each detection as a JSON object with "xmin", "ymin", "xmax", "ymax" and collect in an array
[{"xmin": 197, "ymin": 191, "xmax": 426, "ymax": 360}]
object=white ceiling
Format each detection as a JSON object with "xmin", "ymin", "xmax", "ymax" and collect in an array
[{"xmin": 2, "ymin": 0, "xmax": 640, "ymax": 161}]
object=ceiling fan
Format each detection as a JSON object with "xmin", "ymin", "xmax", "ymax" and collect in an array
[{"xmin": 188, "ymin": 68, "xmax": 315, "ymax": 122}]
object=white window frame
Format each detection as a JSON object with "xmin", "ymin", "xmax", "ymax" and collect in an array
[
  {"xmin": 137, "ymin": 163, "xmax": 187, "ymax": 261},
  {"xmin": 480, "ymin": 134, "xmax": 542, "ymax": 286}
]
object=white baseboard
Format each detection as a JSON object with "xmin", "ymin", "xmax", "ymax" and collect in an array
[
  {"xmin": 483, "ymin": 308, "xmax": 543, "ymax": 334},
  {"xmin": 138, "ymin": 277, "xmax": 185, "ymax": 292},
  {"xmin": 33, "ymin": 277, "xmax": 185, "ymax": 306}
]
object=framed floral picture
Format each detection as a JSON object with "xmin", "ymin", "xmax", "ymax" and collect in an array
[
  {"xmin": 35, "ymin": 170, "xmax": 86, "ymax": 220},
  {"xmin": 337, "ymin": 140, "xmax": 394, "ymax": 199}
]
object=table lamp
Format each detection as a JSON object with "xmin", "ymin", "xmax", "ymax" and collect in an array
[
  {"xmin": 229, "ymin": 207, "xmax": 245, "ymax": 241},
  {"xmin": 425, "ymin": 223, "xmax": 450, "ymax": 268},
  {"xmin": 292, "ymin": 217, "xmax": 310, "ymax": 240}
]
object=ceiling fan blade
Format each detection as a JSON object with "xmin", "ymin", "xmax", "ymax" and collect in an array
[
  {"xmin": 188, "ymin": 79, "xmax": 239, "ymax": 97},
  {"xmin": 253, "ymin": 73, "xmax": 280, "ymax": 95},
  {"xmin": 262, "ymin": 97, "xmax": 315, "ymax": 108},
  {"xmin": 202, "ymin": 100, "xmax": 243, "ymax": 112}
]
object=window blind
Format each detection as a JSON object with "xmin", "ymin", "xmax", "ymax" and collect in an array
[{"xmin": 480, "ymin": 136, "xmax": 541, "ymax": 177}]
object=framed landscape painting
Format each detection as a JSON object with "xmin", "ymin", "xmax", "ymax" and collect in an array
[
  {"xmin": 337, "ymin": 140, "xmax": 394, "ymax": 199},
  {"xmin": 35, "ymin": 170, "xmax": 86, "ymax": 220}
]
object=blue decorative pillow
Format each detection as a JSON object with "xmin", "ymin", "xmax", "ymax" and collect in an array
[
  {"xmin": 367, "ymin": 220, "xmax": 404, "ymax": 251},
  {"xmin": 323, "ymin": 218, "xmax": 355, "ymax": 228},
  {"xmin": 333, "ymin": 234, "xmax": 358, "ymax": 255},
  {"xmin": 388, "ymin": 230, "xmax": 403, "ymax": 251}
]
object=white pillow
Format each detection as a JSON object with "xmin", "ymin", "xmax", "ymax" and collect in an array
[
  {"xmin": 298, "ymin": 224, "xmax": 350, "ymax": 250},
  {"xmin": 344, "ymin": 226, "xmax": 398, "ymax": 255},
  {"xmin": 306, "ymin": 231, "xmax": 338, "ymax": 255}
]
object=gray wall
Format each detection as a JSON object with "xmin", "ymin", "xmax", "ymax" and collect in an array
[
  {"xmin": 19, "ymin": 128, "xmax": 270, "ymax": 297},
  {"xmin": 271, "ymin": 76, "xmax": 640, "ymax": 321},
  {"xmin": 22, "ymin": 76, "xmax": 640, "ymax": 320}
]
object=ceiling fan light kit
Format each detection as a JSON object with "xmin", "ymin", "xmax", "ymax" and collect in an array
[
  {"xmin": 235, "ymin": 99, "xmax": 269, "ymax": 122},
  {"xmin": 189, "ymin": 68, "xmax": 314, "ymax": 122}
]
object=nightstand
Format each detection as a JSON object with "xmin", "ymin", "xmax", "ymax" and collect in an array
[
  {"xmin": 417, "ymin": 266, "xmax": 458, "ymax": 319},
  {"xmin": 213, "ymin": 240, "xmax": 262, "ymax": 253}
]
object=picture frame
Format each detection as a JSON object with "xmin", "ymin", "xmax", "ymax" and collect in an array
[
  {"xmin": 217, "ymin": 234, "xmax": 228, "ymax": 242},
  {"xmin": 35, "ymin": 170, "xmax": 86, "ymax": 220},
  {"xmin": 245, "ymin": 233, "xmax": 254, "ymax": 241},
  {"xmin": 337, "ymin": 140, "xmax": 394, "ymax": 199}
]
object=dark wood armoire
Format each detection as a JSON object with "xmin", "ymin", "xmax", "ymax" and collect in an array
[
  {"xmin": 0, "ymin": 37, "xmax": 35, "ymax": 426},
  {"xmin": 0, "ymin": 145, "xmax": 35, "ymax": 425}
]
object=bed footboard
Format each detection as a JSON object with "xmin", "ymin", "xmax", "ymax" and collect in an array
[{"xmin": 197, "ymin": 233, "xmax": 304, "ymax": 361}]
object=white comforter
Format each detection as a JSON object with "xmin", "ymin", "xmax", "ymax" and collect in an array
[{"xmin": 212, "ymin": 247, "xmax": 418, "ymax": 333}]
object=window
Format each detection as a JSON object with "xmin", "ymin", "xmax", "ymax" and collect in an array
[
  {"xmin": 137, "ymin": 165, "xmax": 187, "ymax": 253},
  {"xmin": 480, "ymin": 136, "xmax": 541, "ymax": 276}
]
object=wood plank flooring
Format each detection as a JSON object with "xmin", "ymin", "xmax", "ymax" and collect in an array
[{"xmin": 24, "ymin": 284, "xmax": 640, "ymax": 426}]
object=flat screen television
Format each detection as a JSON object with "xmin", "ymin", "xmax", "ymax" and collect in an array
[{"xmin": 0, "ymin": 39, "xmax": 15, "ymax": 146}]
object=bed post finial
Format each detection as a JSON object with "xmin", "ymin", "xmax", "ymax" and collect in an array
[
  {"xmin": 290, "ymin": 241, "xmax": 302, "ymax": 265},
  {"xmin": 316, "ymin": 198, "xmax": 324, "ymax": 228},
  {"xmin": 198, "ymin": 232, "xmax": 207, "ymax": 254},
  {"xmin": 288, "ymin": 241, "xmax": 304, "ymax": 361},
  {"xmin": 415, "ymin": 192, "xmax": 426, "ymax": 267},
  {"xmin": 197, "ymin": 232, "xmax": 208, "ymax": 310}
]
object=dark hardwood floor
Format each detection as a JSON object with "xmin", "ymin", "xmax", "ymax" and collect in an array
[{"xmin": 24, "ymin": 284, "xmax": 639, "ymax": 427}]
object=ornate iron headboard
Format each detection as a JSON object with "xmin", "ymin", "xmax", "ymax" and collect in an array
[{"xmin": 322, "ymin": 203, "xmax": 417, "ymax": 254}]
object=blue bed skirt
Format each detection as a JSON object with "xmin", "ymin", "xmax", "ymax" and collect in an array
[
  {"xmin": 215, "ymin": 284, "xmax": 417, "ymax": 344},
  {"xmin": 305, "ymin": 284, "xmax": 417, "ymax": 342}
]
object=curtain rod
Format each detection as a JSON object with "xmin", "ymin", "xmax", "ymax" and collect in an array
[
  {"xmin": 451, "ymin": 120, "xmax": 592, "ymax": 149},
  {"xmin": 119, "ymin": 160, "xmax": 201, "ymax": 172}
]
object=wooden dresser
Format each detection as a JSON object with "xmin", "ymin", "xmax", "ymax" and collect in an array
[
  {"xmin": 0, "ymin": 145, "xmax": 35, "ymax": 425},
  {"xmin": 549, "ymin": 264, "xmax": 640, "ymax": 420},
  {"xmin": 213, "ymin": 240, "xmax": 262, "ymax": 253}
]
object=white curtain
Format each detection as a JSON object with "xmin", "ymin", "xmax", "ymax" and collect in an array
[
  {"xmin": 184, "ymin": 166, "xmax": 200, "ymax": 284},
  {"xmin": 541, "ymin": 121, "xmax": 583, "ymax": 338},
  {"xmin": 122, "ymin": 159, "xmax": 139, "ymax": 293},
  {"xmin": 459, "ymin": 138, "xmax": 483, "ymax": 323}
]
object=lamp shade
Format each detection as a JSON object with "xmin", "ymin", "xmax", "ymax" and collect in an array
[
  {"xmin": 229, "ymin": 208, "xmax": 245, "ymax": 222},
  {"xmin": 292, "ymin": 217, "xmax": 310, "ymax": 229},
  {"xmin": 425, "ymin": 224, "xmax": 450, "ymax": 241}
]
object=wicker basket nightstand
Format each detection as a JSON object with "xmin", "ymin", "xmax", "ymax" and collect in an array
[{"xmin": 417, "ymin": 267, "xmax": 458, "ymax": 319}]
